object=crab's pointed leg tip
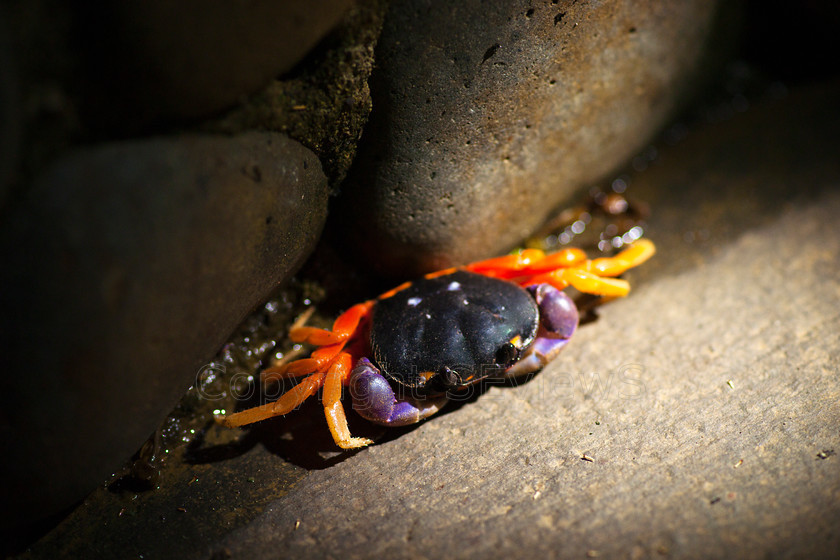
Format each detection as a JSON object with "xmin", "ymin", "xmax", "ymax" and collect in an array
[{"xmin": 337, "ymin": 437, "xmax": 375, "ymax": 449}]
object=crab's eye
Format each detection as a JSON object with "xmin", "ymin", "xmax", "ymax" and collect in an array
[
  {"xmin": 425, "ymin": 366, "xmax": 466, "ymax": 393},
  {"xmin": 495, "ymin": 342, "xmax": 519, "ymax": 367},
  {"xmin": 440, "ymin": 366, "xmax": 462, "ymax": 387}
]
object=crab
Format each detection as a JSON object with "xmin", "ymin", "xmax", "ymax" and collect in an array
[{"xmin": 222, "ymin": 239, "xmax": 655, "ymax": 448}]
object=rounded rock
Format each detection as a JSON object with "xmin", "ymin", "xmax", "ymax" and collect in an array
[
  {"xmin": 0, "ymin": 131, "xmax": 327, "ymax": 526},
  {"xmin": 340, "ymin": 0, "xmax": 734, "ymax": 275}
]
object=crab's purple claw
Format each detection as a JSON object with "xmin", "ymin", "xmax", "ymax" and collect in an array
[
  {"xmin": 349, "ymin": 358, "xmax": 448, "ymax": 426},
  {"xmin": 505, "ymin": 283, "xmax": 579, "ymax": 378}
]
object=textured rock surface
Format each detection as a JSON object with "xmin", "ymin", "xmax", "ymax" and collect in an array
[
  {"xmin": 208, "ymin": 85, "xmax": 840, "ymax": 558},
  {"xmin": 21, "ymin": 83, "xmax": 840, "ymax": 560},
  {"xmin": 209, "ymin": 0, "xmax": 387, "ymax": 187},
  {"xmin": 0, "ymin": 132, "xmax": 327, "ymax": 527},
  {"xmin": 340, "ymin": 0, "xmax": 735, "ymax": 276}
]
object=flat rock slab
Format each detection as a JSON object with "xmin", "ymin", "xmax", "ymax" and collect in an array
[
  {"xmin": 20, "ymin": 85, "xmax": 840, "ymax": 559},
  {"xmin": 210, "ymin": 85, "xmax": 840, "ymax": 558}
]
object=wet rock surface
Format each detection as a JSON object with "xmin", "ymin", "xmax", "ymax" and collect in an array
[
  {"xmin": 21, "ymin": 81, "xmax": 840, "ymax": 559},
  {"xmin": 340, "ymin": 0, "xmax": 735, "ymax": 276},
  {"xmin": 0, "ymin": 132, "xmax": 327, "ymax": 530}
]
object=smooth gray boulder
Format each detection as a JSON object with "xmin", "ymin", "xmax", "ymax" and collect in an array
[{"xmin": 0, "ymin": 132, "xmax": 328, "ymax": 528}]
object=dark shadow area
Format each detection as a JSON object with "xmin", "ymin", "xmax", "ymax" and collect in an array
[
  {"xmin": 741, "ymin": 0, "xmax": 840, "ymax": 83},
  {"xmin": 183, "ymin": 375, "xmax": 501, "ymax": 470}
]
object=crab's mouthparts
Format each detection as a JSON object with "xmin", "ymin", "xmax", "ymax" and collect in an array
[{"xmin": 419, "ymin": 365, "xmax": 497, "ymax": 394}]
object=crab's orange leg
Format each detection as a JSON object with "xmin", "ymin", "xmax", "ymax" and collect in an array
[
  {"xmin": 262, "ymin": 301, "xmax": 375, "ymax": 383},
  {"xmin": 262, "ymin": 360, "xmax": 319, "ymax": 380},
  {"xmin": 521, "ymin": 247, "xmax": 588, "ymax": 274},
  {"xmin": 289, "ymin": 301, "xmax": 374, "ymax": 346},
  {"xmin": 323, "ymin": 352, "xmax": 373, "ymax": 449},
  {"xmin": 465, "ymin": 248, "xmax": 545, "ymax": 277},
  {"xmin": 223, "ymin": 297, "xmax": 374, "ymax": 444},
  {"xmin": 466, "ymin": 248, "xmax": 588, "ymax": 280},
  {"xmin": 262, "ymin": 342, "xmax": 348, "ymax": 383},
  {"xmin": 587, "ymin": 239, "xmax": 656, "ymax": 277},
  {"xmin": 221, "ymin": 371, "xmax": 326, "ymax": 428},
  {"xmin": 469, "ymin": 240, "xmax": 653, "ymax": 295},
  {"xmin": 526, "ymin": 268, "xmax": 631, "ymax": 297}
]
